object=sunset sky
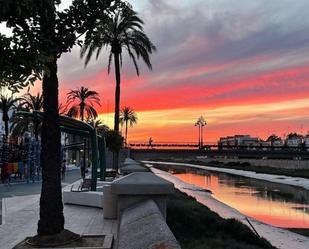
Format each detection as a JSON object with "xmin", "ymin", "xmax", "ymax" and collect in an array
[{"xmin": 6, "ymin": 0, "xmax": 309, "ymax": 143}]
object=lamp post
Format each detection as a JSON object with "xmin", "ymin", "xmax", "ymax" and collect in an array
[
  {"xmin": 195, "ymin": 116, "xmax": 207, "ymax": 150},
  {"xmin": 195, "ymin": 122, "xmax": 201, "ymax": 149}
]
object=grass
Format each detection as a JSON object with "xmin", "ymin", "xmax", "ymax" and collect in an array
[
  {"xmin": 287, "ymin": 228, "xmax": 309, "ymax": 237},
  {"xmin": 166, "ymin": 190, "xmax": 277, "ymax": 249}
]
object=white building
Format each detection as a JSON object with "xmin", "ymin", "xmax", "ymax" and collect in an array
[
  {"xmin": 303, "ymin": 135, "xmax": 309, "ymax": 149},
  {"xmin": 285, "ymin": 134, "xmax": 302, "ymax": 147},
  {"xmin": 218, "ymin": 135, "xmax": 259, "ymax": 149}
]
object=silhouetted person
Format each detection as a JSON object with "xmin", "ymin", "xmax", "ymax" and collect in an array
[{"xmin": 148, "ymin": 137, "xmax": 153, "ymax": 149}]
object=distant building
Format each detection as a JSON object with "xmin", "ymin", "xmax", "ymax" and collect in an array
[
  {"xmin": 303, "ymin": 134, "xmax": 309, "ymax": 149},
  {"xmin": 259, "ymin": 140, "xmax": 270, "ymax": 150},
  {"xmin": 272, "ymin": 138, "xmax": 284, "ymax": 147},
  {"xmin": 285, "ymin": 134, "xmax": 303, "ymax": 147},
  {"xmin": 218, "ymin": 135, "xmax": 259, "ymax": 149}
]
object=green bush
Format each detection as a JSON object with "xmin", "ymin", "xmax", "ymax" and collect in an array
[{"xmin": 105, "ymin": 130, "xmax": 124, "ymax": 152}]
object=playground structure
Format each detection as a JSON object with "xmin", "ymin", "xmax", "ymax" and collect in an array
[
  {"xmin": 0, "ymin": 134, "xmax": 41, "ymax": 183},
  {"xmin": 2, "ymin": 111, "xmax": 107, "ymax": 191}
]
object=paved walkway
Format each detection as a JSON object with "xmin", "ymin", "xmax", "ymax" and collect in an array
[
  {"xmin": 0, "ymin": 169, "xmax": 82, "ymax": 224},
  {"xmin": 0, "ymin": 194, "xmax": 117, "ymax": 248}
]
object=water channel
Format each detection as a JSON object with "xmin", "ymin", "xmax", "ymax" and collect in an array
[{"xmin": 160, "ymin": 165, "xmax": 309, "ymax": 228}]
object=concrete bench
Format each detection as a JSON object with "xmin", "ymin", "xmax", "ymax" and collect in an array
[
  {"xmin": 63, "ymin": 180, "xmax": 103, "ymax": 208},
  {"xmin": 110, "ymin": 172, "xmax": 174, "ymax": 219},
  {"xmin": 117, "ymin": 200, "xmax": 180, "ymax": 249}
]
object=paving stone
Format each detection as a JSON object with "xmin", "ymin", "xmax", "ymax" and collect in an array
[{"xmin": 0, "ymin": 195, "xmax": 117, "ymax": 249}]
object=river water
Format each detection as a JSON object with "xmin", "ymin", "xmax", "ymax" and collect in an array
[{"xmin": 167, "ymin": 167, "xmax": 309, "ymax": 228}]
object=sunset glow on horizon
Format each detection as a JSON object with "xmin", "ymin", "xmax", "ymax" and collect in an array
[{"xmin": 15, "ymin": 0, "xmax": 309, "ymax": 143}]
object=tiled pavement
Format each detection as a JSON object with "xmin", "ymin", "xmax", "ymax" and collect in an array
[{"xmin": 0, "ymin": 195, "xmax": 117, "ymax": 249}]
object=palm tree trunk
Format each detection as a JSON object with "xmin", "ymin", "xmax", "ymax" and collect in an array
[
  {"xmin": 114, "ymin": 52, "xmax": 121, "ymax": 132},
  {"xmin": 80, "ymin": 104, "xmax": 84, "ymax": 121},
  {"xmin": 3, "ymin": 115, "xmax": 9, "ymax": 138},
  {"xmin": 125, "ymin": 120, "xmax": 128, "ymax": 147},
  {"xmin": 38, "ymin": 57, "xmax": 64, "ymax": 236},
  {"xmin": 113, "ymin": 52, "xmax": 121, "ymax": 170},
  {"xmin": 37, "ymin": 0, "xmax": 64, "ymax": 236}
]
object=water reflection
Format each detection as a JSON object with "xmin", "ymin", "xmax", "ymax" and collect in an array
[{"xmin": 171, "ymin": 167, "xmax": 309, "ymax": 228}]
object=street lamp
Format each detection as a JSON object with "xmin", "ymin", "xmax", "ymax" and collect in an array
[
  {"xmin": 195, "ymin": 122, "xmax": 201, "ymax": 149},
  {"xmin": 195, "ymin": 116, "xmax": 207, "ymax": 149}
]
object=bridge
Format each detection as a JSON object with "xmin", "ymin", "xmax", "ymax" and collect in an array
[
  {"xmin": 129, "ymin": 142, "xmax": 199, "ymax": 149},
  {"xmin": 129, "ymin": 146, "xmax": 309, "ymax": 161},
  {"xmin": 128, "ymin": 141, "xmax": 221, "ymax": 150}
]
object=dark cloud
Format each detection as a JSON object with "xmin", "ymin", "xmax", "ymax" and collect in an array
[{"xmin": 56, "ymin": 0, "xmax": 309, "ymax": 108}]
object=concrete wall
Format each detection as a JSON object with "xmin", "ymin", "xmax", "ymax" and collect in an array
[
  {"xmin": 207, "ymin": 158, "xmax": 309, "ymax": 170},
  {"xmin": 131, "ymin": 150, "xmax": 200, "ymax": 161},
  {"xmin": 131, "ymin": 149, "xmax": 309, "ymax": 161},
  {"xmin": 131, "ymin": 150, "xmax": 309, "ymax": 170},
  {"xmin": 117, "ymin": 199, "xmax": 180, "ymax": 249}
]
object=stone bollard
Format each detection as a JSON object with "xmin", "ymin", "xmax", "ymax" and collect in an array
[
  {"xmin": 111, "ymin": 172, "xmax": 174, "ymax": 219},
  {"xmin": 103, "ymin": 184, "xmax": 118, "ymax": 219}
]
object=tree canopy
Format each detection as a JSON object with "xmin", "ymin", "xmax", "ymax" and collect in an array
[
  {"xmin": 0, "ymin": 0, "xmax": 128, "ymax": 239},
  {"xmin": 0, "ymin": 0, "xmax": 125, "ymax": 92}
]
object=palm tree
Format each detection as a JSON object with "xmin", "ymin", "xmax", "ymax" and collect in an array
[
  {"xmin": 67, "ymin": 86, "xmax": 100, "ymax": 122},
  {"xmin": 58, "ymin": 103, "xmax": 68, "ymax": 115},
  {"xmin": 81, "ymin": 7, "xmax": 156, "ymax": 132},
  {"xmin": 87, "ymin": 118, "xmax": 109, "ymax": 136},
  {"xmin": 0, "ymin": 95, "xmax": 20, "ymax": 137},
  {"xmin": 10, "ymin": 109, "xmax": 33, "ymax": 139},
  {"xmin": 19, "ymin": 92, "xmax": 44, "ymax": 140},
  {"xmin": 120, "ymin": 106, "xmax": 137, "ymax": 146}
]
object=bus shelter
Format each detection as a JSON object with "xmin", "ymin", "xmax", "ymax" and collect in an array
[{"xmin": 15, "ymin": 111, "xmax": 107, "ymax": 191}]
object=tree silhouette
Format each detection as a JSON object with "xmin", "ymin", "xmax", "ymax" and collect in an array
[
  {"xmin": 1, "ymin": 0, "xmax": 119, "ymax": 242},
  {"xmin": 19, "ymin": 92, "xmax": 44, "ymax": 140},
  {"xmin": 286, "ymin": 132, "xmax": 302, "ymax": 139},
  {"xmin": 0, "ymin": 95, "xmax": 20, "ymax": 137},
  {"xmin": 67, "ymin": 86, "xmax": 100, "ymax": 121},
  {"xmin": 87, "ymin": 118, "xmax": 109, "ymax": 134},
  {"xmin": 266, "ymin": 134, "xmax": 280, "ymax": 142},
  {"xmin": 81, "ymin": 6, "xmax": 156, "ymax": 169},
  {"xmin": 120, "ymin": 106, "xmax": 137, "ymax": 146},
  {"xmin": 81, "ymin": 7, "xmax": 155, "ymax": 131}
]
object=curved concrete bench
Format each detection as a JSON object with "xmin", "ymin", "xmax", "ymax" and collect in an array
[{"xmin": 117, "ymin": 200, "xmax": 180, "ymax": 249}]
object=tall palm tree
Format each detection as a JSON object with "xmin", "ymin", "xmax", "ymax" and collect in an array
[
  {"xmin": 0, "ymin": 95, "xmax": 20, "ymax": 137},
  {"xmin": 67, "ymin": 86, "xmax": 100, "ymax": 121},
  {"xmin": 19, "ymin": 92, "xmax": 44, "ymax": 140},
  {"xmin": 120, "ymin": 106, "xmax": 137, "ymax": 146},
  {"xmin": 81, "ymin": 8, "xmax": 156, "ymax": 132}
]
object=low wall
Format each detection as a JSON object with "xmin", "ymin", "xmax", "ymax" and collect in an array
[
  {"xmin": 131, "ymin": 150, "xmax": 309, "ymax": 170},
  {"xmin": 204, "ymin": 158, "xmax": 309, "ymax": 170},
  {"xmin": 117, "ymin": 199, "xmax": 180, "ymax": 249},
  {"xmin": 131, "ymin": 149, "xmax": 309, "ymax": 162}
]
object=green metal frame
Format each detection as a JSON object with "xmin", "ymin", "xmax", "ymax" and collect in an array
[{"xmin": 15, "ymin": 111, "xmax": 106, "ymax": 191}]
